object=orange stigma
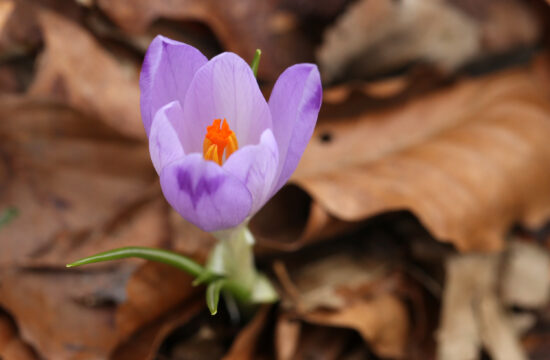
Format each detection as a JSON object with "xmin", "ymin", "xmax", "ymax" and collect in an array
[{"xmin": 203, "ymin": 118, "xmax": 238, "ymax": 165}]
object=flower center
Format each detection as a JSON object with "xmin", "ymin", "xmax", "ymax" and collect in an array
[{"xmin": 203, "ymin": 118, "xmax": 239, "ymax": 165}]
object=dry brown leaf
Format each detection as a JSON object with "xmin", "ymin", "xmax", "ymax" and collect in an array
[
  {"xmin": 501, "ymin": 241, "xmax": 550, "ymax": 308},
  {"xmin": 223, "ymin": 305, "xmax": 271, "ymax": 360},
  {"xmin": 110, "ymin": 296, "xmax": 204, "ymax": 360},
  {"xmin": 317, "ymin": 0, "xmax": 542, "ymax": 82},
  {"xmin": 275, "ymin": 314, "xmax": 301, "ymax": 360},
  {"xmin": 275, "ymin": 251, "xmax": 413, "ymax": 359},
  {"xmin": 288, "ymin": 253, "xmax": 388, "ymax": 311},
  {"xmin": 0, "ymin": 267, "xmax": 131, "ymax": 359},
  {"xmin": 0, "ymin": 312, "xmax": 37, "ymax": 360},
  {"xmin": 317, "ymin": 0, "xmax": 478, "ymax": 81},
  {"xmin": 97, "ymin": 0, "xmax": 314, "ymax": 80},
  {"xmin": 116, "ymin": 262, "xmax": 199, "ymax": 341},
  {"xmin": 280, "ymin": 0, "xmax": 353, "ymax": 18},
  {"xmin": 255, "ymin": 57, "xmax": 550, "ymax": 252},
  {"xmin": 0, "ymin": 1, "xmax": 14, "ymax": 33},
  {"xmin": 305, "ymin": 295, "xmax": 409, "ymax": 359},
  {"xmin": 292, "ymin": 326, "xmax": 356, "ymax": 360},
  {"xmin": 437, "ymin": 251, "xmax": 529, "ymax": 360},
  {"xmin": 28, "ymin": 8, "xmax": 144, "ymax": 139},
  {"xmin": 0, "ymin": 96, "xmax": 207, "ymax": 358},
  {"xmin": 0, "ymin": 0, "xmax": 41, "ymax": 57},
  {"xmin": 0, "ymin": 96, "xmax": 154, "ymax": 267}
]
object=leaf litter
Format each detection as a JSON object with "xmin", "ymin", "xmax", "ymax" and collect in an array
[{"xmin": 1, "ymin": 0, "xmax": 550, "ymax": 359}]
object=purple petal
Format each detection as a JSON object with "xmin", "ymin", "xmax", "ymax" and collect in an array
[
  {"xmin": 140, "ymin": 35, "xmax": 208, "ymax": 136},
  {"xmin": 160, "ymin": 154, "xmax": 253, "ymax": 232},
  {"xmin": 149, "ymin": 101, "xmax": 185, "ymax": 174},
  {"xmin": 223, "ymin": 129, "xmax": 279, "ymax": 214},
  {"xmin": 181, "ymin": 53, "xmax": 272, "ymax": 153},
  {"xmin": 268, "ymin": 64, "xmax": 322, "ymax": 194}
]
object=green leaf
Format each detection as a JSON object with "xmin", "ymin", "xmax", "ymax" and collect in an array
[
  {"xmin": 250, "ymin": 49, "xmax": 261, "ymax": 78},
  {"xmin": 0, "ymin": 207, "xmax": 18, "ymax": 229},
  {"xmin": 66, "ymin": 246, "xmax": 204, "ymax": 277},
  {"xmin": 206, "ymin": 279, "xmax": 227, "ymax": 315},
  {"xmin": 192, "ymin": 269, "xmax": 221, "ymax": 286}
]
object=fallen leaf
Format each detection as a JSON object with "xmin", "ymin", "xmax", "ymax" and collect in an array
[
  {"xmin": 0, "ymin": 0, "xmax": 41, "ymax": 57},
  {"xmin": 0, "ymin": 267, "xmax": 131, "ymax": 359},
  {"xmin": 275, "ymin": 314, "xmax": 301, "ymax": 360},
  {"xmin": 304, "ymin": 295, "xmax": 409, "ymax": 359},
  {"xmin": 255, "ymin": 57, "xmax": 550, "ymax": 252},
  {"xmin": 438, "ymin": 252, "xmax": 529, "ymax": 360},
  {"xmin": 292, "ymin": 325, "xmax": 357, "ymax": 360},
  {"xmin": 0, "ymin": 1, "xmax": 14, "ymax": 35},
  {"xmin": 223, "ymin": 305, "xmax": 271, "ymax": 360},
  {"xmin": 0, "ymin": 96, "xmax": 154, "ymax": 267},
  {"xmin": 317, "ymin": 0, "xmax": 542, "ymax": 82},
  {"xmin": 28, "ymin": 8, "xmax": 144, "ymax": 139},
  {"xmin": 501, "ymin": 241, "xmax": 550, "ymax": 308},
  {"xmin": 96, "ymin": 0, "xmax": 314, "ymax": 80},
  {"xmin": 0, "ymin": 312, "xmax": 37, "ymax": 360},
  {"xmin": 275, "ymin": 249, "xmax": 414, "ymax": 359},
  {"xmin": 0, "ymin": 97, "xmax": 204, "ymax": 358},
  {"xmin": 110, "ymin": 295, "xmax": 204, "ymax": 360}
]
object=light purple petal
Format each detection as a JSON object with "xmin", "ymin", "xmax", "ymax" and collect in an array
[
  {"xmin": 223, "ymin": 129, "xmax": 279, "ymax": 215},
  {"xmin": 149, "ymin": 101, "xmax": 185, "ymax": 174},
  {"xmin": 181, "ymin": 52, "xmax": 272, "ymax": 153},
  {"xmin": 268, "ymin": 64, "xmax": 322, "ymax": 194},
  {"xmin": 160, "ymin": 154, "xmax": 253, "ymax": 232},
  {"xmin": 140, "ymin": 35, "xmax": 208, "ymax": 136}
]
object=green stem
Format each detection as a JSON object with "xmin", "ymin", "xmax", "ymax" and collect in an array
[
  {"xmin": 66, "ymin": 246, "xmax": 253, "ymax": 303},
  {"xmin": 250, "ymin": 49, "xmax": 261, "ymax": 77},
  {"xmin": 223, "ymin": 279, "xmax": 252, "ymax": 303},
  {"xmin": 66, "ymin": 246, "xmax": 204, "ymax": 277}
]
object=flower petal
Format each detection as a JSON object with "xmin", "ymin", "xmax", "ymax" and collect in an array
[
  {"xmin": 149, "ymin": 101, "xmax": 185, "ymax": 174},
  {"xmin": 160, "ymin": 154, "xmax": 253, "ymax": 232},
  {"xmin": 181, "ymin": 53, "xmax": 272, "ymax": 153},
  {"xmin": 223, "ymin": 129, "xmax": 279, "ymax": 214},
  {"xmin": 140, "ymin": 35, "xmax": 208, "ymax": 136},
  {"xmin": 268, "ymin": 64, "xmax": 322, "ymax": 194}
]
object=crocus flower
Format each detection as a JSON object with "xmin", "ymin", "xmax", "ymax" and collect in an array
[{"xmin": 140, "ymin": 36, "xmax": 322, "ymax": 232}]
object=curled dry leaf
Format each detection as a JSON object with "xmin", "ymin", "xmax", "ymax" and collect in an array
[
  {"xmin": 115, "ymin": 262, "xmax": 199, "ymax": 341},
  {"xmin": 27, "ymin": 8, "xmax": 144, "ymax": 139},
  {"xmin": 255, "ymin": 57, "xmax": 550, "ymax": 252},
  {"xmin": 0, "ymin": 312, "xmax": 37, "ymax": 360},
  {"xmin": 223, "ymin": 305, "xmax": 271, "ymax": 360},
  {"xmin": 276, "ymin": 253, "xmax": 411, "ymax": 359},
  {"xmin": 110, "ymin": 293, "xmax": 204, "ymax": 360},
  {"xmin": 304, "ymin": 295, "xmax": 409, "ymax": 359},
  {"xmin": 317, "ymin": 0, "xmax": 542, "ymax": 82},
  {"xmin": 96, "ymin": 0, "xmax": 314, "ymax": 80}
]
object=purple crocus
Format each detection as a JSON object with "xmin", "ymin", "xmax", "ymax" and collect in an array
[{"xmin": 140, "ymin": 36, "xmax": 322, "ymax": 232}]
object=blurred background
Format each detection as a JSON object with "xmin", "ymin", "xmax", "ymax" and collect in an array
[{"xmin": 2, "ymin": 0, "xmax": 550, "ymax": 359}]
